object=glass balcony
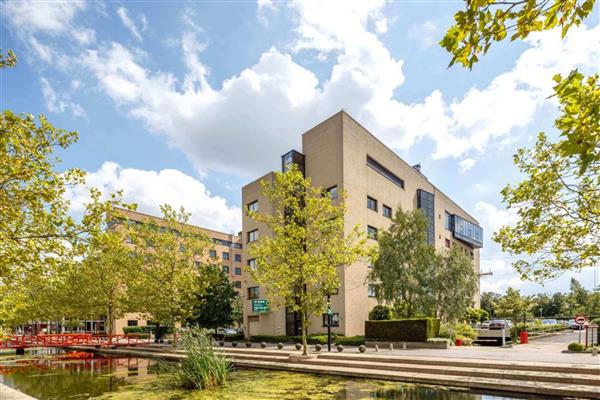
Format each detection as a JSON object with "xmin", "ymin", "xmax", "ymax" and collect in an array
[{"xmin": 451, "ymin": 214, "xmax": 483, "ymax": 248}]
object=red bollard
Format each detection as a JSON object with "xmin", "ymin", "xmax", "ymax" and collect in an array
[{"xmin": 519, "ymin": 331, "xmax": 529, "ymax": 344}]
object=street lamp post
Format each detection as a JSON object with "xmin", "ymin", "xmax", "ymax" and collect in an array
[{"xmin": 326, "ymin": 294, "xmax": 332, "ymax": 352}]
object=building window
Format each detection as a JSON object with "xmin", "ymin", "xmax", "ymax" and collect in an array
[
  {"xmin": 417, "ymin": 189, "xmax": 435, "ymax": 245},
  {"xmin": 367, "ymin": 196, "xmax": 378, "ymax": 211},
  {"xmin": 445, "ymin": 238, "xmax": 451, "ymax": 248},
  {"xmin": 247, "ymin": 201, "xmax": 258, "ymax": 213},
  {"xmin": 368, "ymin": 284, "xmax": 377, "ymax": 298},
  {"xmin": 209, "ymin": 249, "xmax": 217, "ymax": 258},
  {"xmin": 222, "ymin": 265, "xmax": 229, "ymax": 274},
  {"xmin": 445, "ymin": 211, "xmax": 453, "ymax": 230},
  {"xmin": 127, "ymin": 320, "xmax": 138, "ymax": 327},
  {"xmin": 367, "ymin": 226, "xmax": 378, "ymax": 240},
  {"xmin": 247, "ymin": 229, "xmax": 258, "ymax": 243},
  {"xmin": 234, "ymin": 254, "xmax": 242, "ymax": 262},
  {"xmin": 222, "ymin": 252, "xmax": 230, "ymax": 260},
  {"xmin": 234, "ymin": 281, "xmax": 242, "ymax": 289},
  {"xmin": 326, "ymin": 186, "xmax": 338, "ymax": 200},
  {"xmin": 248, "ymin": 286, "xmax": 259, "ymax": 299},
  {"xmin": 383, "ymin": 205, "xmax": 392, "ymax": 218},
  {"xmin": 366, "ymin": 155, "xmax": 404, "ymax": 189},
  {"xmin": 247, "ymin": 258, "xmax": 257, "ymax": 270},
  {"xmin": 234, "ymin": 267, "xmax": 242, "ymax": 275},
  {"xmin": 322, "ymin": 313, "xmax": 340, "ymax": 327}
]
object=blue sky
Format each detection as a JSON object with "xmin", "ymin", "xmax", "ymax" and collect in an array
[{"xmin": 1, "ymin": 0, "xmax": 599, "ymax": 295}]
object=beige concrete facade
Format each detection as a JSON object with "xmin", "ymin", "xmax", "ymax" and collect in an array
[
  {"xmin": 242, "ymin": 111, "xmax": 482, "ymax": 337},
  {"xmin": 110, "ymin": 208, "xmax": 243, "ymax": 334}
]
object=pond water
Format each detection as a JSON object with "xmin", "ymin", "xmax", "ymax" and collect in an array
[{"xmin": 0, "ymin": 350, "xmax": 552, "ymax": 400}]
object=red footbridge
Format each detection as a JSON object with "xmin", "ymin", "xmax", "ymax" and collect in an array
[{"xmin": 1, "ymin": 333, "xmax": 151, "ymax": 352}]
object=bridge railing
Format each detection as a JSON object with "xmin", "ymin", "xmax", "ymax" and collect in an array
[{"xmin": 1, "ymin": 333, "xmax": 151, "ymax": 348}]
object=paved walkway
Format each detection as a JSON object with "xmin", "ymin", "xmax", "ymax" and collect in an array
[
  {"xmin": 263, "ymin": 332, "xmax": 598, "ymax": 365},
  {"xmin": 0, "ymin": 383, "xmax": 36, "ymax": 400}
]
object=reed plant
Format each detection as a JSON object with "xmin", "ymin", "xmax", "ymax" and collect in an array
[{"xmin": 169, "ymin": 328, "xmax": 231, "ymax": 389}]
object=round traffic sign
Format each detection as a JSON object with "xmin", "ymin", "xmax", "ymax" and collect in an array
[{"xmin": 575, "ymin": 316, "xmax": 587, "ymax": 325}]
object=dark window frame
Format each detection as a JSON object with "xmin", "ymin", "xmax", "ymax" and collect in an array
[
  {"xmin": 234, "ymin": 267, "xmax": 242, "ymax": 276},
  {"xmin": 368, "ymin": 284, "xmax": 377, "ymax": 298},
  {"xmin": 383, "ymin": 204, "xmax": 392, "ymax": 218},
  {"xmin": 247, "ymin": 200, "xmax": 258, "ymax": 213},
  {"xmin": 248, "ymin": 286, "xmax": 259, "ymax": 299},
  {"xmin": 247, "ymin": 229, "xmax": 258, "ymax": 243},
  {"xmin": 367, "ymin": 226, "xmax": 378, "ymax": 240},
  {"xmin": 322, "ymin": 313, "xmax": 340, "ymax": 327},
  {"xmin": 366, "ymin": 155, "xmax": 404, "ymax": 189},
  {"xmin": 367, "ymin": 196, "xmax": 378, "ymax": 211}
]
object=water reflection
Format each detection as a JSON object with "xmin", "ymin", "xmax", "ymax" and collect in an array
[
  {"xmin": 1, "ymin": 354, "xmax": 161, "ymax": 400},
  {"xmin": 0, "ymin": 352, "xmax": 551, "ymax": 400}
]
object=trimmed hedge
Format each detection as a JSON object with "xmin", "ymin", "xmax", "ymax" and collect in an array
[
  {"xmin": 123, "ymin": 325, "xmax": 172, "ymax": 335},
  {"xmin": 365, "ymin": 318, "xmax": 440, "ymax": 342},
  {"xmin": 335, "ymin": 335, "xmax": 364, "ymax": 346},
  {"xmin": 250, "ymin": 334, "xmax": 363, "ymax": 345}
]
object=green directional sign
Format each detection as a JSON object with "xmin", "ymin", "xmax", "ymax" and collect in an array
[{"xmin": 252, "ymin": 299, "xmax": 269, "ymax": 313}]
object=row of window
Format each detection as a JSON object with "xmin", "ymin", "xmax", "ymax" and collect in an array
[
  {"xmin": 367, "ymin": 196, "xmax": 392, "ymax": 218},
  {"xmin": 208, "ymin": 250, "xmax": 242, "ymax": 262},
  {"xmin": 222, "ymin": 266, "xmax": 242, "ymax": 275}
]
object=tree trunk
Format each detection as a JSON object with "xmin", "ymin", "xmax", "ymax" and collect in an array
[
  {"xmin": 107, "ymin": 306, "xmax": 113, "ymax": 344},
  {"xmin": 301, "ymin": 309, "xmax": 308, "ymax": 356}
]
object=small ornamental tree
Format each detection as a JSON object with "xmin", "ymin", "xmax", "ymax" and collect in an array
[
  {"xmin": 127, "ymin": 205, "xmax": 212, "ymax": 341},
  {"xmin": 431, "ymin": 245, "xmax": 479, "ymax": 322},
  {"xmin": 248, "ymin": 164, "xmax": 373, "ymax": 355},
  {"xmin": 368, "ymin": 207, "xmax": 436, "ymax": 318},
  {"xmin": 190, "ymin": 264, "xmax": 238, "ymax": 335}
]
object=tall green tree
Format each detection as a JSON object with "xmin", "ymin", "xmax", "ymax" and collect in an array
[
  {"xmin": 0, "ymin": 110, "xmax": 85, "ymax": 282},
  {"xmin": 480, "ymin": 291, "xmax": 501, "ymax": 318},
  {"xmin": 189, "ymin": 264, "xmax": 238, "ymax": 334},
  {"xmin": 443, "ymin": 2, "xmax": 599, "ymax": 280},
  {"xmin": 431, "ymin": 246, "xmax": 479, "ymax": 322},
  {"xmin": 127, "ymin": 205, "xmax": 212, "ymax": 340},
  {"xmin": 248, "ymin": 165, "xmax": 372, "ymax": 355},
  {"xmin": 494, "ymin": 129, "xmax": 599, "ymax": 280},
  {"xmin": 495, "ymin": 287, "xmax": 534, "ymax": 322},
  {"xmin": 368, "ymin": 207, "xmax": 435, "ymax": 318},
  {"xmin": 0, "ymin": 49, "xmax": 17, "ymax": 68}
]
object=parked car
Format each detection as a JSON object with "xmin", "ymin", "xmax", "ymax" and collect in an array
[
  {"xmin": 542, "ymin": 319, "xmax": 558, "ymax": 325},
  {"xmin": 567, "ymin": 319, "xmax": 587, "ymax": 330},
  {"xmin": 480, "ymin": 320, "xmax": 490, "ymax": 329},
  {"xmin": 488, "ymin": 320, "xmax": 512, "ymax": 330}
]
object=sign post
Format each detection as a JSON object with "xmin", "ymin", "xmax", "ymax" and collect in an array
[
  {"xmin": 575, "ymin": 315, "xmax": 587, "ymax": 345},
  {"xmin": 326, "ymin": 296, "xmax": 332, "ymax": 352}
]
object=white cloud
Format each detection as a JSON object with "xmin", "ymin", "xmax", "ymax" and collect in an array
[
  {"xmin": 409, "ymin": 20, "xmax": 439, "ymax": 47},
  {"xmin": 65, "ymin": 162, "xmax": 241, "ymax": 234},
  {"xmin": 458, "ymin": 158, "xmax": 475, "ymax": 173},
  {"xmin": 117, "ymin": 7, "xmax": 143, "ymax": 41},
  {"xmin": 3, "ymin": 0, "xmax": 86, "ymax": 35},
  {"xmin": 74, "ymin": 1, "xmax": 599, "ymax": 178},
  {"xmin": 40, "ymin": 77, "xmax": 85, "ymax": 117}
]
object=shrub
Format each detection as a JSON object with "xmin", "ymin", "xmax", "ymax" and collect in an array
[
  {"xmin": 453, "ymin": 323, "xmax": 477, "ymax": 341},
  {"xmin": 125, "ymin": 332, "xmax": 150, "ymax": 339},
  {"xmin": 568, "ymin": 342, "xmax": 584, "ymax": 352},
  {"xmin": 590, "ymin": 317, "xmax": 600, "ymax": 326},
  {"xmin": 335, "ymin": 336, "xmax": 365, "ymax": 346},
  {"xmin": 365, "ymin": 318, "xmax": 440, "ymax": 342},
  {"xmin": 369, "ymin": 305, "xmax": 393, "ymax": 321},
  {"xmin": 169, "ymin": 328, "xmax": 231, "ymax": 389}
]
